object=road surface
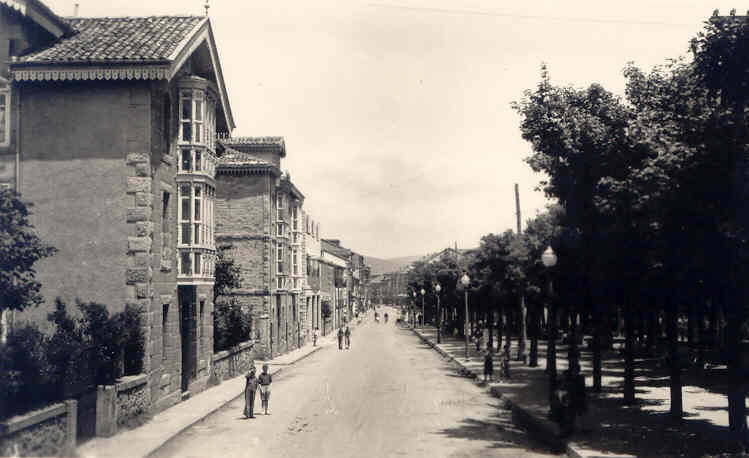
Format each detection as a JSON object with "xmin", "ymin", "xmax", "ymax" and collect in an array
[{"xmin": 153, "ymin": 307, "xmax": 558, "ymax": 458}]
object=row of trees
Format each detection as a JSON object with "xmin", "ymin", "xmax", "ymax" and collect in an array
[{"xmin": 408, "ymin": 11, "xmax": 749, "ymax": 435}]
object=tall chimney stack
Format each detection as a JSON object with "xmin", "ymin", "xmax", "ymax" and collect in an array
[{"xmin": 73, "ymin": 3, "xmax": 79, "ymax": 17}]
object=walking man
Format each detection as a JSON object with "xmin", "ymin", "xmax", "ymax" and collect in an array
[
  {"xmin": 313, "ymin": 327, "xmax": 318, "ymax": 347},
  {"xmin": 344, "ymin": 326, "xmax": 351, "ymax": 349},
  {"xmin": 244, "ymin": 367, "xmax": 258, "ymax": 418},
  {"xmin": 337, "ymin": 327, "xmax": 344, "ymax": 350}
]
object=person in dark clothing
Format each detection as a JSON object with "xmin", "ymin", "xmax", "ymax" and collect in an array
[
  {"xmin": 337, "ymin": 328, "xmax": 344, "ymax": 350},
  {"xmin": 483, "ymin": 350, "xmax": 494, "ymax": 382},
  {"xmin": 244, "ymin": 367, "xmax": 258, "ymax": 418},
  {"xmin": 344, "ymin": 326, "xmax": 351, "ymax": 349}
]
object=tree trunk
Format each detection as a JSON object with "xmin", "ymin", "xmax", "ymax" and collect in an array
[
  {"xmin": 548, "ymin": 299, "xmax": 558, "ymax": 385},
  {"xmin": 624, "ymin": 298, "xmax": 635, "ymax": 404},
  {"xmin": 489, "ymin": 310, "xmax": 494, "ymax": 352},
  {"xmin": 496, "ymin": 310, "xmax": 503, "ymax": 354},
  {"xmin": 647, "ymin": 307, "xmax": 657, "ymax": 357},
  {"xmin": 592, "ymin": 302, "xmax": 602, "ymax": 392},
  {"xmin": 725, "ymin": 279, "xmax": 747, "ymax": 433},
  {"xmin": 569, "ymin": 308, "xmax": 579, "ymax": 374},
  {"xmin": 667, "ymin": 296, "xmax": 683, "ymax": 419},
  {"xmin": 530, "ymin": 304, "xmax": 539, "ymax": 367}
]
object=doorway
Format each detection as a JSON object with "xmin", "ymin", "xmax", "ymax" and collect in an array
[{"xmin": 179, "ymin": 285, "xmax": 197, "ymax": 393}]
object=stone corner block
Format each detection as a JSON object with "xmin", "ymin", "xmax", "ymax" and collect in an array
[
  {"xmin": 127, "ymin": 177, "xmax": 152, "ymax": 194},
  {"xmin": 126, "ymin": 267, "xmax": 151, "ymax": 284},
  {"xmin": 127, "ymin": 207, "xmax": 150, "ymax": 223},
  {"xmin": 126, "ymin": 152, "xmax": 149, "ymax": 165},
  {"xmin": 135, "ymin": 221, "xmax": 154, "ymax": 237},
  {"xmin": 128, "ymin": 237, "xmax": 152, "ymax": 253}
]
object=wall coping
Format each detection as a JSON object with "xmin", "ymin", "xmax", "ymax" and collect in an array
[
  {"xmin": 0, "ymin": 402, "xmax": 67, "ymax": 435},
  {"xmin": 212, "ymin": 340, "xmax": 256, "ymax": 363},
  {"xmin": 114, "ymin": 373, "xmax": 149, "ymax": 392}
]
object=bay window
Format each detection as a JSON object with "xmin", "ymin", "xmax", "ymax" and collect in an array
[{"xmin": 0, "ymin": 82, "xmax": 9, "ymax": 147}]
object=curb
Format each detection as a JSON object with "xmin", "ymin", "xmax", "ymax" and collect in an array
[
  {"xmin": 146, "ymin": 345, "xmax": 324, "ymax": 457},
  {"xmin": 409, "ymin": 327, "xmax": 570, "ymax": 454}
]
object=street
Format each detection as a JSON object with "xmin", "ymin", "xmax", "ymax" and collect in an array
[{"xmin": 152, "ymin": 307, "xmax": 558, "ymax": 458}]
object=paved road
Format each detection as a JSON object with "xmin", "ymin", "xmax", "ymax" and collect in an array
[{"xmin": 153, "ymin": 307, "xmax": 558, "ymax": 458}]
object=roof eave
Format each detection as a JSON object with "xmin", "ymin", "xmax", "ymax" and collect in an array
[{"xmin": 3, "ymin": 0, "xmax": 74, "ymax": 38}]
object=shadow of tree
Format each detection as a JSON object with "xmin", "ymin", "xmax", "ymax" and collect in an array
[{"xmin": 435, "ymin": 403, "xmax": 560, "ymax": 455}]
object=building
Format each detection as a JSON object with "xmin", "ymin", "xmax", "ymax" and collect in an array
[
  {"xmin": 321, "ymin": 239, "xmax": 351, "ymax": 328},
  {"xmin": 214, "ymin": 137, "xmax": 306, "ymax": 358},
  {"xmin": 303, "ymin": 212, "xmax": 322, "ymax": 339},
  {"xmin": 7, "ymin": 11, "xmax": 234, "ymax": 411}
]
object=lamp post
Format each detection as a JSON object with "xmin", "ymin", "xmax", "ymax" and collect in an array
[
  {"xmin": 461, "ymin": 272, "xmax": 470, "ymax": 359},
  {"xmin": 541, "ymin": 246, "xmax": 558, "ymax": 391},
  {"xmin": 420, "ymin": 288, "xmax": 425, "ymax": 327},
  {"xmin": 411, "ymin": 290, "xmax": 417, "ymax": 327},
  {"xmin": 435, "ymin": 283, "xmax": 442, "ymax": 343}
]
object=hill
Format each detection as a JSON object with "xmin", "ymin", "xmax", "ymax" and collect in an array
[{"xmin": 364, "ymin": 255, "xmax": 422, "ymax": 275}]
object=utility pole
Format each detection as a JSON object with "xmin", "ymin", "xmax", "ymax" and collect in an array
[{"xmin": 516, "ymin": 184, "xmax": 528, "ymax": 363}]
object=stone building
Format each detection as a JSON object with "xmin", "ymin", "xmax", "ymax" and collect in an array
[
  {"xmin": 214, "ymin": 137, "xmax": 306, "ymax": 358},
  {"xmin": 303, "ymin": 212, "xmax": 322, "ymax": 340},
  {"xmin": 0, "ymin": 0, "xmax": 74, "ymax": 340},
  {"xmin": 7, "ymin": 12, "xmax": 234, "ymax": 411},
  {"xmin": 321, "ymin": 239, "xmax": 350, "ymax": 329}
]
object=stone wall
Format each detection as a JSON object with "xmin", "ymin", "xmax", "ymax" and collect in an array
[
  {"xmin": 0, "ymin": 401, "xmax": 76, "ymax": 457},
  {"xmin": 96, "ymin": 374, "xmax": 150, "ymax": 437},
  {"xmin": 115, "ymin": 375, "xmax": 150, "ymax": 429},
  {"xmin": 211, "ymin": 340, "xmax": 258, "ymax": 384}
]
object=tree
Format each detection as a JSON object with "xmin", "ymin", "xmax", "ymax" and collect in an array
[
  {"xmin": 0, "ymin": 189, "xmax": 57, "ymax": 314},
  {"xmin": 691, "ymin": 10, "xmax": 749, "ymax": 434},
  {"xmin": 513, "ymin": 67, "xmax": 634, "ymax": 387}
]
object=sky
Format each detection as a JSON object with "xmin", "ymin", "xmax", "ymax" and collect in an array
[{"xmin": 43, "ymin": 0, "xmax": 743, "ymax": 258}]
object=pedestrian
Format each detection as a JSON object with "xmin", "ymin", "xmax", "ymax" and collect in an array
[
  {"xmin": 483, "ymin": 350, "xmax": 494, "ymax": 383},
  {"xmin": 337, "ymin": 327, "xmax": 344, "ymax": 350},
  {"xmin": 475, "ymin": 326, "xmax": 483, "ymax": 353},
  {"xmin": 313, "ymin": 327, "xmax": 318, "ymax": 347},
  {"xmin": 244, "ymin": 366, "xmax": 258, "ymax": 418},
  {"xmin": 345, "ymin": 326, "xmax": 351, "ymax": 349},
  {"xmin": 258, "ymin": 363, "xmax": 272, "ymax": 415}
]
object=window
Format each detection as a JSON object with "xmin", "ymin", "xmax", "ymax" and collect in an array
[
  {"xmin": 178, "ymin": 183, "xmax": 214, "ymax": 249},
  {"xmin": 0, "ymin": 83, "xmax": 9, "ymax": 147},
  {"xmin": 199, "ymin": 300, "xmax": 205, "ymax": 354},
  {"xmin": 162, "ymin": 191, "xmax": 170, "ymax": 235},
  {"xmin": 180, "ymin": 252, "xmax": 191, "ymax": 275},
  {"xmin": 179, "ymin": 90, "xmax": 205, "ymax": 145},
  {"xmin": 276, "ymin": 193, "xmax": 284, "ymax": 220},
  {"xmin": 292, "ymin": 206, "xmax": 298, "ymax": 231},
  {"xmin": 276, "ymin": 222, "xmax": 284, "ymax": 237},
  {"xmin": 162, "ymin": 304, "xmax": 169, "ymax": 360},
  {"xmin": 277, "ymin": 241, "xmax": 284, "ymax": 274},
  {"xmin": 180, "ymin": 184, "xmax": 191, "ymax": 245},
  {"xmin": 292, "ymin": 248, "xmax": 299, "ymax": 275}
]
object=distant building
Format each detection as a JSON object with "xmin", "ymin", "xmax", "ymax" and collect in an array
[
  {"xmin": 215, "ymin": 137, "xmax": 306, "ymax": 358},
  {"xmin": 303, "ymin": 212, "xmax": 322, "ymax": 338},
  {"xmin": 7, "ymin": 11, "xmax": 234, "ymax": 411},
  {"xmin": 321, "ymin": 239, "xmax": 349, "ymax": 329}
]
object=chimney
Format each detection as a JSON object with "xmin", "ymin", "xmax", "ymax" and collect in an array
[{"xmin": 73, "ymin": 3, "xmax": 79, "ymax": 17}]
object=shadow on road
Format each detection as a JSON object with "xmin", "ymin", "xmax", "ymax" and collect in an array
[{"xmin": 435, "ymin": 403, "xmax": 559, "ymax": 455}]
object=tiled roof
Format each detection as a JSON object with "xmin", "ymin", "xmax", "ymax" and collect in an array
[
  {"xmin": 218, "ymin": 136, "xmax": 286, "ymax": 157},
  {"xmin": 217, "ymin": 147, "xmax": 279, "ymax": 172},
  {"xmin": 18, "ymin": 16, "xmax": 204, "ymax": 64}
]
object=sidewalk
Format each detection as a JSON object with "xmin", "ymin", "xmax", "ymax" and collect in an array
[
  {"xmin": 77, "ymin": 329, "xmax": 342, "ymax": 458},
  {"xmin": 410, "ymin": 325, "xmax": 748, "ymax": 458}
]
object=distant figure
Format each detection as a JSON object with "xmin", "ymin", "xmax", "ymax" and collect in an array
[
  {"xmin": 475, "ymin": 327, "xmax": 483, "ymax": 352},
  {"xmin": 483, "ymin": 350, "xmax": 494, "ymax": 383},
  {"xmin": 244, "ymin": 366, "xmax": 258, "ymax": 418},
  {"xmin": 338, "ymin": 328, "xmax": 344, "ymax": 350},
  {"xmin": 258, "ymin": 364, "xmax": 272, "ymax": 415},
  {"xmin": 345, "ymin": 326, "xmax": 351, "ymax": 349},
  {"xmin": 313, "ymin": 327, "xmax": 318, "ymax": 347}
]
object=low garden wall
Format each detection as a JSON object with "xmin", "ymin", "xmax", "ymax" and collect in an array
[
  {"xmin": 0, "ymin": 400, "xmax": 77, "ymax": 457},
  {"xmin": 96, "ymin": 373, "xmax": 150, "ymax": 437},
  {"xmin": 211, "ymin": 340, "xmax": 257, "ymax": 384}
]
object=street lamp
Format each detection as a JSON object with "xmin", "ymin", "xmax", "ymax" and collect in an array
[
  {"xmin": 435, "ymin": 283, "xmax": 442, "ymax": 344},
  {"xmin": 411, "ymin": 290, "xmax": 417, "ymax": 327},
  {"xmin": 541, "ymin": 246, "xmax": 558, "ymax": 390},
  {"xmin": 420, "ymin": 288, "xmax": 425, "ymax": 327},
  {"xmin": 461, "ymin": 272, "xmax": 470, "ymax": 359}
]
